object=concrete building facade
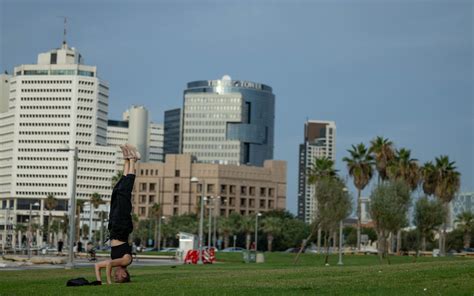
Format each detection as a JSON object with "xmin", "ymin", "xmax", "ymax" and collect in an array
[
  {"xmin": 131, "ymin": 154, "xmax": 286, "ymax": 219},
  {"xmin": 297, "ymin": 120, "xmax": 336, "ymax": 223}
]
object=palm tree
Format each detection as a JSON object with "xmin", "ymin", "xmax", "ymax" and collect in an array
[
  {"xmin": 421, "ymin": 161, "xmax": 437, "ymax": 197},
  {"xmin": 49, "ymin": 218, "xmax": 61, "ymax": 246},
  {"xmin": 454, "ymin": 211, "xmax": 474, "ymax": 249},
  {"xmin": 387, "ymin": 148, "xmax": 420, "ymax": 191},
  {"xmin": 433, "ymin": 155, "xmax": 461, "ymax": 256},
  {"xmin": 343, "ymin": 143, "xmax": 374, "ymax": 250},
  {"xmin": 75, "ymin": 199, "xmax": 85, "ymax": 241},
  {"xmin": 369, "ymin": 136, "xmax": 395, "ymax": 183},
  {"xmin": 307, "ymin": 156, "xmax": 338, "ymax": 184},
  {"xmin": 261, "ymin": 216, "xmax": 282, "ymax": 252},
  {"xmin": 14, "ymin": 224, "xmax": 27, "ymax": 247},
  {"xmin": 99, "ymin": 210, "xmax": 108, "ymax": 248},
  {"xmin": 149, "ymin": 203, "xmax": 161, "ymax": 249},
  {"xmin": 219, "ymin": 215, "xmax": 238, "ymax": 249},
  {"xmin": 307, "ymin": 156, "xmax": 337, "ymax": 251},
  {"xmin": 240, "ymin": 215, "xmax": 255, "ymax": 250},
  {"xmin": 112, "ymin": 170, "xmax": 124, "ymax": 187},
  {"xmin": 386, "ymin": 148, "xmax": 420, "ymax": 254},
  {"xmin": 44, "ymin": 194, "xmax": 58, "ymax": 245},
  {"xmin": 90, "ymin": 192, "xmax": 103, "ymax": 243}
]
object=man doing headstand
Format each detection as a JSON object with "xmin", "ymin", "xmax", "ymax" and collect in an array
[{"xmin": 94, "ymin": 144, "xmax": 140, "ymax": 284}]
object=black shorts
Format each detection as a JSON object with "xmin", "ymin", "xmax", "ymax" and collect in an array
[{"xmin": 111, "ymin": 243, "xmax": 133, "ymax": 265}]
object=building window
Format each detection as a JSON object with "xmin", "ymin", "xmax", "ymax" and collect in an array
[
  {"xmin": 269, "ymin": 188, "xmax": 275, "ymax": 197},
  {"xmin": 145, "ymin": 169, "xmax": 149, "ymax": 175},
  {"xmin": 269, "ymin": 200, "xmax": 274, "ymax": 209},
  {"xmin": 259, "ymin": 200, "xmax": 266, "ymax": 208},
  {"xmin": 173, "ymin": 207, "xmax": 179, "ymax": 216},
  {"xmin": 149, "ymin": 183, "xmax": 156, "ymax": 191},
  {"xmin": 175, "ymin": 170, "xmax": 180, "ymax": 177},
  {"xmin": 174, "ymin": 184, "xmax": 180, "ymax": 193},
  {"xmin": 220, "ymin": 185, "xmax": 227, "ymax": 194},
  {"xmin": 140, "ymin": 195, "xmax": 146, "ymax": 203},
  {"xmin": 174, "ymin": 196, "xmax": 179, "ymax": 205},
  {"xmin": 240, "ymin": 186, "xmax": 247, "ymax": 195},
  {"xmin": 140, "ymin": 207, "xmax": 146, "ymax": 216},
  {"xmin": 249, "ymin": 187, "xmax": 255, "ymax": 196},
  {"xmin": 240, "ymin": 198, "xmax": 246, "ymax": 207},
  {"xmin": 139, "ymin": 183, "xmax": 146, "ymax": 191},
  {"xmin": 249, "ymin": 199, "xmax": 255, "ymax": 207},
  {"xmin": 260, "ymin": 188, "xmax": 266, "ymax": 197},
  {"xmin": 207, "ymin": 184, "xmax": 215, "ymax": 194},
  {"xmin": 149, "ymin": 195, "xmax": 155, "ymax": 203},
  {"xmin": 229, "ymin": 185, "xmax": 236, "ymax": 195}
]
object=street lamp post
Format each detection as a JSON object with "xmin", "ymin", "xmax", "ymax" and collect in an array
[
  {"xmin": 157, "ymin": 216, "xmax": 165, "ymax": 250},
  {"xmin": 255, "ymin": 213, "xmax": 262, "ymax": 252},
  {"xmin": 58, "ymin": 145, "xmax": 78, "ymax": 269},
  {"xmin": 213, "ymin": 197, "xmax": 221, "ymax": 248},
  {"xmin": 27, "ymin": 202, "xmax": 40, "ymax": 259},
  {"xmin": 208, "ymin": 198, "xmax": 212, "ymax": 250},
  {"xmin": 191, "ymin": 177, "xmax": 206, "ymax": 265},
  {"xmin": 87, "ymin": 202, "xmax": 93, "ymax": 243}
]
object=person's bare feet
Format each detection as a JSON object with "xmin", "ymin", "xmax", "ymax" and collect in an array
[
  {"xmin": 119, "ymin": 144, "xmax": 132, "ymax": 159},
  {"xmin": 125, "ymin": 144, "xmax": 141, "ymax": 160}
]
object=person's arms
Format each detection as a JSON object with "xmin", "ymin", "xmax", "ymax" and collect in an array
[{"xmin": 95, "ymin": 260, "xmax": 110, "ymax": 282}]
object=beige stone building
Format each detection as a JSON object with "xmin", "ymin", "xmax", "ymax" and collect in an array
[{"xmin": 131, "ymin": 154, "xmax": 286, "ymax": 219}]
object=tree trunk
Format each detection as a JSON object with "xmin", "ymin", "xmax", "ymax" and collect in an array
[
  {"xmin": 154, "ymin": 220, "xmax": 158, "ymax": 249},
  {"xmin": 377, "ymin": 230, "xmax": 384, "ymax": 263},
  {"xmin": 317, "ymin": 228, "xmax": 322, "ymax": 253},
  {"xmin": 99, "ymin": 218, "xmax": 104, "ymax": 248},
  {"xmin": 224, "ymin": 234, "xmax": 229, "ymax": 249},
  {"xmin": 396, "ymin": 230, "xmax": 401, "ymax": 255},
  {"xmin": 47, "ymin": 212, "xmax": 52, "ymax": 245},
  {"xmin": 357, "ymin": 189, "xmax": 362, "ymax": 251},
  {"xmin": 324, "ymin": 234, "xmax": 330, "ymax": 265},
  {"xmin": 463, "ymin": 231, "xmax": 471, "ymax": 249},
  {"xmin": 441, "ymin": 202, "xmax": 449, "ymax": 256},
  {"xmin": 246, "ymin": 233, "xmax": 251, "ymax": 250},
  {"xmin": 294, "ymin": 227, "xmax": 315, "ymax": 265},
  {"xmin": 421, "ymin": 234, "xmax": 427, "ymax": 251},
  {"xmin": 267, "ymin": 234, "xmax": 273, "ymax": 252},
  {"xmin": 333, "ymin": 231, "xmax": 337, "ymax": 249}
]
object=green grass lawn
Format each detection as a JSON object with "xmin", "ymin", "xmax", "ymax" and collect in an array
[{"xmin": 1, "ymin": 253, "xmax": 473, "ymax": 295}]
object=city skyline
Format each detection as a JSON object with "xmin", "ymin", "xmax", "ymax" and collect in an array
[{"xmin": 1, "ymin": 0, "xmax": 472, "ymax": 214}]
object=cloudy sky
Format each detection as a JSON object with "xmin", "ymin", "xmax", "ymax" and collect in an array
[{"xmin": 1, "ymin": 0, "xmax": 472, "ymax": 214}]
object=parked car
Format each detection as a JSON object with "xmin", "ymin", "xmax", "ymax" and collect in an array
[
  {"xmin": 221, "ymin": 247, "xmax": 245, "ymax": 252},
  {"xmin": 159, "ymin": 248, "xmax": 178, "ymax": 252},
  {"xmin": 284, "ymin": 247, "xmax": 302, "ymax": 253}
]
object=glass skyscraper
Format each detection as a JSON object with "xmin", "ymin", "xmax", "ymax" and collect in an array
[
  {"xmin": 181, "ymin": 75, "xmax": 275, "ymax": 166},
  {"xmin": 164, "ymin": 108, "xmax": 181, "ymax": 157}
]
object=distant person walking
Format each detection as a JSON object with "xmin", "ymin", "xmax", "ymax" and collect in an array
[{"xmin": 57, "ymin": 239, "xmax": 64, "ymax": 256}]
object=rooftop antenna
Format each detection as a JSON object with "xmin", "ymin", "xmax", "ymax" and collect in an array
[{"xmin": 57, "ymin": 16, "xmax": 68, "ymax": 46}]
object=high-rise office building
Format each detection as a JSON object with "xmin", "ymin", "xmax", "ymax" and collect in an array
[
  {"xmin": 181, "ymin": 75, "xmax": 275, "ymax": 166},
  {"xmin": 0, "ymin": 73, "xmax": 10, "ymax": 113},
  {"xmin": 450, "ymin": 192, "xmax": 474, "ymax": 227},
  {"xmin": 297, "ymin": 120, "xmax": 336, "ymax": 223},
  {"xmin": 163, "ymin": 108, "xmax": 181, "ymax": 157},
  {"xmin": 0, "ymin": 42, "xmax": 117, "ymax": 246}
]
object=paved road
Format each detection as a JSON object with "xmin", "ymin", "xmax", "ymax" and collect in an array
[{"xmin": 0, "ymin": 258, "xmax": 179, "ymax": 271}]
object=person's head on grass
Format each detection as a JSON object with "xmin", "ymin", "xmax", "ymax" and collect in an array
[{"xmin": 114, "ymin": 266, "xmax": 130, "ymax": 283}]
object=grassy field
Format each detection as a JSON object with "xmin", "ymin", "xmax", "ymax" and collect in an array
[{"xmin": 0, "ymin": 253, "xmax": 473, "ymax": 295}]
